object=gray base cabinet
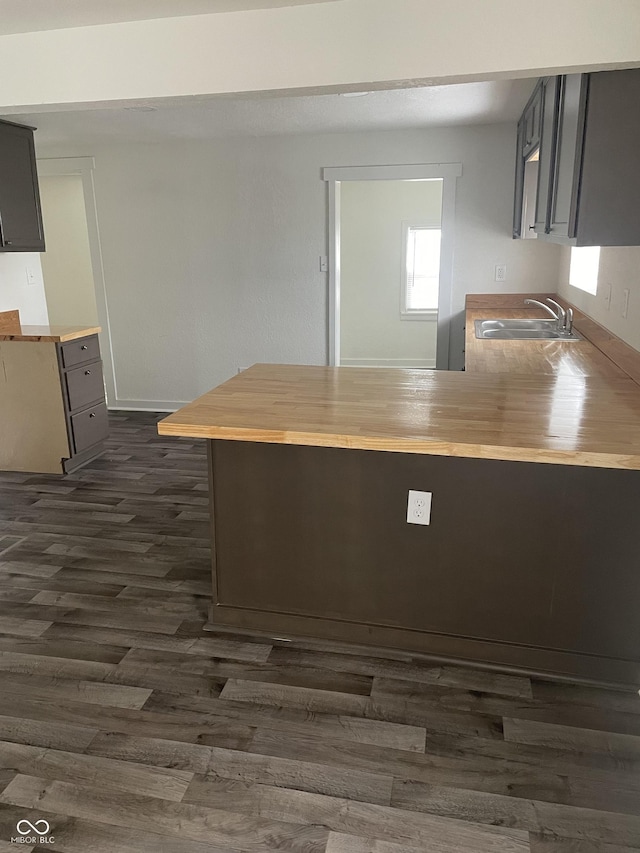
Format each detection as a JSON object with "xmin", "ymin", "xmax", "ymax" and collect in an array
[{"xmin": 56, "ymin": 335, "xmax": 109, "ymax": 472}]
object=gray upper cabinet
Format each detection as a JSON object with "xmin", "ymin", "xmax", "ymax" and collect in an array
[
  {"xmin": 548, "ymin": 74, "xmax": 587, "ymax": 239},
  {"xmin": 512, "ymin": 120, "xmax": 526, "ymax": 238},
  {"xmin": 513, "ymin": 80, "xmax": 543, "ymax": 239},
  {"xmin": 533, "ymin": 77, "xmax": 558, "ymax": 236},
  {"xmin": 577, "ymin": 69, "xmax": 640, "ymax": 246},
  {"xmin": 521, "ymin": 81, "xmax": 542, "ymax": 160},
  {"xmin": 515, "ymin": 68, "xmax": 640, "ymax": 246},
  {"xmin": 0, "ymin": 119, "xmax": 45, "ymax": 252}
]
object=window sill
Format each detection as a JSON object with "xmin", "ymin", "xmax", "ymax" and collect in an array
[{"xmin": 400, "ymin": 311, "xmax": 438, "ymax": 321}]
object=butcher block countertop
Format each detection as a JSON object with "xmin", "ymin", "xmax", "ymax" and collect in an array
[
  {"xmin": 159, "ymin": 357, "xmax": 640, "ymax": 470},
  {"xmin": 0, "ymin": 324, "xmax": 101, "ymax": 343}
]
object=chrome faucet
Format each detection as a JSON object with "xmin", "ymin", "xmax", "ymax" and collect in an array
[{"xmin": 524, "ymin": 297, "xmax": 573, "ymax": 335}]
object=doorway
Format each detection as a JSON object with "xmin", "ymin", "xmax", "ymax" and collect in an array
[
  {"xmin": 39, "ymin": 174, "xmax": 99, "ymax": 327},
  {"xmin": 324, "ymin": 164, "xmax": 461, "ymax": 370},
  {"xmin": 37, "ymin": 157, "xmax": 116, "ymax": 405}
]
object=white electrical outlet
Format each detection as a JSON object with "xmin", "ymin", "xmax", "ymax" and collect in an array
[
  {"xmin": 623, "ymin": 288, "xmax": 630, "ymax": 319},
  {"xmin": 407, "ymin": 490, "xmax": 432, "ymax": 526},
  {"xmin": 494, "ymin": 264, "xmax": 506, "ymax": 283}
]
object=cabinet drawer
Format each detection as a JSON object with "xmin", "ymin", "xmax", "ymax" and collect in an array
[
  {"xmin": 70, "ymin": 402, "xmax": 108, "ymax": 454},
  {"xmin": 65, "ymin": 361, "xmax": 104, "ymax": 412},
  {"xmin": 60, "ymin": 335, "xmax": 100, "ymax": 368}
]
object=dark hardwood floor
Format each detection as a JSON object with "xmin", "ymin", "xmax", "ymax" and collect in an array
[{"xmin": 0, "ymin": 411, "xmax": 638, "ymax": 851}]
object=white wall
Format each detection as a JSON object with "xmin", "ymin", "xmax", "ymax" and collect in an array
[
  {"xmin": 2, "ymin": 0, "xmax": 640, "ymax": 110},
  {"xmin": 39, "ymin": 174, "xmax": 99, "ymax": 326},
  {"xmin": 340, "ymin": 179, "xmax": 442, "ymax": 367},
  {"xmin": 0, "ymin": 254, "xmax": 48, "ymax": 324},
  {"xmin": 558, "ymin": 246, "xmax": 640, "ymax": 352},
  {"xmin": 39, "ymin": 123, "xmax": 562, "ymax": 407}
]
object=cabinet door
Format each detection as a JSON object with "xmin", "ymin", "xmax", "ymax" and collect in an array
[
  {"xmin": 549, "ymin": 74, "xmax": 587, "ymax": 239},
  {"xmin": 0, "ymin": 120, "xmax": 45, "ymax": 251},
  {"xmin": 512, "ymin": 119, "xmax": 525, "ymax": 238},
  {"xmin": 533, "ymin": 77, "xmax": 559, "ymax": 234},
  {"xmin": 575, "ymin": 69, "xmax": 640, "ymax": 246},
  {"xmin": 522, "ymin": 83, "xmax": 542, "ymax": 159}
]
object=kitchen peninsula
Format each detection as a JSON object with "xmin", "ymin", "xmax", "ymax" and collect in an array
[{"xmin": 159, "ymin": 295, "xmax": 640, "ymax": 687}]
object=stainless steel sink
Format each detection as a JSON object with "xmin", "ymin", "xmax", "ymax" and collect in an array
[{"xmin": 474, "ymin": 319, "xmax": 582, "ymax": 341}]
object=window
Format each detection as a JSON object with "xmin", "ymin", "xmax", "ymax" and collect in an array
[
  {"xmin": 402, "ymin": 224, "xmax": 441, "ymax": 316},
  {"xmin": 569, "ymin": 246, "xmax": 600, "ymax": 295}
]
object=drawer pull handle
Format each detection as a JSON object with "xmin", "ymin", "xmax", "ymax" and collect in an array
[
  {"xmin": 89, "ymin": 412, "xmax": 96, "ymax": 418},
  {"xmin": 81, "ymin": 345, "xmax": 88, "ymax": 350},
  {"xmin": 85, "ymin": 370, "xmax": 91, "ymax": 375}
]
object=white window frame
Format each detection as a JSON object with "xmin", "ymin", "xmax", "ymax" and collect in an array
[
  {"xmin": 400, "ymin": 221, "xmax": 441, "ymax": 320},
  {"xmin": 323, "ymin": 163, "xmax": 461, "ymax": 371}
]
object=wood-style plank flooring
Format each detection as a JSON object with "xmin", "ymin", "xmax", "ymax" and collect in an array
[{"xmin": 0, "ymin": 411, "xmax": 638, "ymax": 851}]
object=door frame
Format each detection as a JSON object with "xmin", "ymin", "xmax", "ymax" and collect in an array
[
  {"xmin": 323, "ymin": 163, "xmax": 462, "ymax": 370},
  {"xmin": 37, "ymin": 156, "xmax": 116, "ymax": 407}
]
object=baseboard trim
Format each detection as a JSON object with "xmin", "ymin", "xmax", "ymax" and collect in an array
[
  {"xmin": 108, "ymin": 400, "xmax": 190, "ymax": 413},
  {"xmin": 207, "ymin": 603, "xmax": 640, "ymax": 690},
  {"xmin": 340, "ymin": 358, "xmax": 436, "ymax": 369}
]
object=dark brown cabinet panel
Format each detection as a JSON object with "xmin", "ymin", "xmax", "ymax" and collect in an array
[
  {"xmin": 209, "ymin": 440, "xmax": 640, "ymax": 684},
  {"xmin": 0, "ymin": 119, "xmax": 45, "ymax": 252}
]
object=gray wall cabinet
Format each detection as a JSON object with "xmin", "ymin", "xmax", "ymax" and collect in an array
[
  {"xmin": 0, "ymin": 118, "xmax": 45, "ymax": 252},
  {"xmin": 515, "ymin": 68, "xmax": 640, "ymax": 247}
]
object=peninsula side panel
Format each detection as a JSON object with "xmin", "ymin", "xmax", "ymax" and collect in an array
[{"xmin": 207, "ymin": 439, "xmax": 640, "ymax": 686}]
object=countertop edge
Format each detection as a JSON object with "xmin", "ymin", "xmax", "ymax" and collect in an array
[
  {"xmin": 157, "ymin": 422, "xmax": 640, "ymax": 471},
  {"xmin": 0, "ymin": 326, "xmax": 101, "ymax": 343}
]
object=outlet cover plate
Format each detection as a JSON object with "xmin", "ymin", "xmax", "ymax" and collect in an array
[{"xmin": 407, "ymin": 490, "xmax": 432, "ymax": 525}]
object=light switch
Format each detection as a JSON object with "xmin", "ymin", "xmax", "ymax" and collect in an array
[
  {"xmin": 25, "ymin": 267, "xmax": 37, "ymax": 286},
  {"xmin": 319, "ymin": 256, "xmax": 328, "ymax": 273}
]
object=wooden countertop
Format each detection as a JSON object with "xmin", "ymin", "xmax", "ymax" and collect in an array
[
  {"xmin": 0, "ymin": 324, "xmax": 101, "ymax": 342},
  {"xmin": 159, "ymin": 362, "xmax": 640, "ymax": 470}
]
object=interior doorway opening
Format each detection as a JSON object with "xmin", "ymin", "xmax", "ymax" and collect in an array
[
  {"xmin": 39, "ymin": 173, "xmax": 99, "ymax": 327},
  {"xmin": 37, "ymin": 157, "xmax": 116, "ymax": 406},
  {"xmin": 340, "ymin": 178, "xmax": 442, "ymax": 369},
  {"xmin": 324, "ymin": 163, "xmax": 461, "ymax": 370}
]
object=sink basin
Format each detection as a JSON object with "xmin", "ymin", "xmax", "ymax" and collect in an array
[{"xmin": 474, "ymin": 318, "xmax": 582, "ymax": 341}]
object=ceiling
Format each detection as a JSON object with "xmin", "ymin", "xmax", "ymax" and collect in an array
[
  {"xmin": 0, "ymin": 0, "xmax": 338, "ymax": 35},
  {"xmin": 3, "ymin": 80, "xmax": 537, "ymax": 147}
]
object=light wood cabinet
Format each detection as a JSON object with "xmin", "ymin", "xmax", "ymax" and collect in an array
[{"xmin": 0, "ymin": 332, "xmax": 107, "ymax": 474}]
